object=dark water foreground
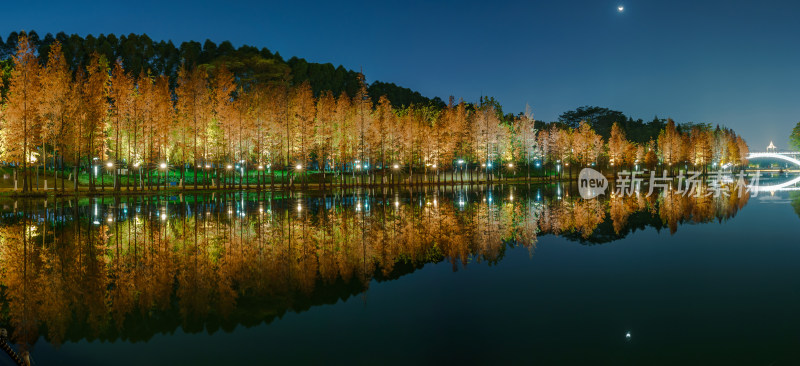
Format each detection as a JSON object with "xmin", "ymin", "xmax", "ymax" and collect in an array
[{"xmin": 1, "ymin": 182, "xmax": 800, "ymax": 365}]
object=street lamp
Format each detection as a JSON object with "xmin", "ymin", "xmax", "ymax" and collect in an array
[
  {"xmin": 105, "ymin": 162, "xmax": 114, "ymax": 190},
  {"xmin": 103, "ymin": 162, "xmax": 114, "ymax": 190},
  {"xmin": 296, "ymin": 164, "xmax": 302, "ymax": 170},
  {"xmin": 160, "ymin": 163, "xmax": 168, "ymax": 190}
]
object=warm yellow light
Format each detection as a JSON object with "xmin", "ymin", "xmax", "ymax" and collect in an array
[
  {"xmin": 159, "ymin": 163, "xmax": 167, "ymax": 169},
  {"xmin": 508, "ymin": 163, "xmax": 514, "ymax": 168},
  {"xmin": 393, "ymin": 164, "xmax": 399, "ymax": 169},
  {"xmin": 296, "ymin": 164, "xmax": 302, "ymax": 170},
  {"xmin": 227, "ymin": 165, "xmax": 233, "ymax": 169},
  {"xmin": 258, "ymin": 165, "xmax": 264, "ymax": 170},
  {"xmin": 106, "ymin": 162, "xmax": 113, "ymax": 168},
  {"xmin": 432, "ymin": 164, "xmax": 437, "ymax": 168}
]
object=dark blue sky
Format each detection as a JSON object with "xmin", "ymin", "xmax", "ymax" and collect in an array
[{"xmin": 4, "ymin": 0, "xmax": 799, "ymax": 149}]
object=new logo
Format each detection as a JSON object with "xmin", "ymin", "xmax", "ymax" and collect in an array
[{"xmin": 578, "ymin": 168, "xmax": 608, "ymax": 199}]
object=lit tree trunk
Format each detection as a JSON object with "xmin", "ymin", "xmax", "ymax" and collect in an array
[{"xmin": 114, "ymin": 117, "xmax": 120, "ymax": 191}]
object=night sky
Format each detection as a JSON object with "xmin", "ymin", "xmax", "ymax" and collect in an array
[{"xmin": 4, "ymin": 0, "xmax": 799, "ymax": 149}]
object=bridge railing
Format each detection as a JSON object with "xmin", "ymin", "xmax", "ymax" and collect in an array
[{"xmin": 749, "ymin": 151, "xmax": 800, "ymax": 155}]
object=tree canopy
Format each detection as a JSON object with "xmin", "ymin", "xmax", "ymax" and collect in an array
[
  {"xmin": 790, "ymin": 121, "xmax": 800, "ymax": 151},
  {"xmin": 558, "ymin": 106, "xmax": 666, "ymax": 143},
  {"xmin": 0, "ymin": 31, "xmax": 443, "ymax": 107}
]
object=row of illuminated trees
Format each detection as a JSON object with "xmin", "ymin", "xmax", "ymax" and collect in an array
[
  {"xmin": 534, "ymin": 117, "xmax": 748, "ymax": 177},
  {"xmin": 0, "ymin": 35, "xmax": 750, "ymax": 192}
]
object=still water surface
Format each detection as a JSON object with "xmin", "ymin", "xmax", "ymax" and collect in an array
[{"xmin": 1, "ymin": 182, "xmax": 800, "ymax": 365}]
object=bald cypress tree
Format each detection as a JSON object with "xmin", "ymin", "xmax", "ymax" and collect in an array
[
  {"xmin": 39, "ymin": 41, "xmax": 73, "ymax": 192},
  {"xmin": 1, "ymin": 34, "xmax": 41, "ymax": 192},
  {"xmin": 289, "ymin": 81, "xmax": 315, "ymax": 187},
  {"xmin": 110, "ymin": 59, "xmax": 133, "ymax": 190},
  {"xmin": 177, "ymin": 64, "xmax": 211, "ymax": 189},
  {"xmin": 82, "ymin": 52, "xmax": 110, "ymax": 191}
]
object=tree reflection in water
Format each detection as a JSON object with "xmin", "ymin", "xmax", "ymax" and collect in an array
[{"xmin": 0, "ymin": 183, "xmax": 749, "ymax": 353}]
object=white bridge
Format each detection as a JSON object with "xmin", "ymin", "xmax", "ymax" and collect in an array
[
  {"xmin": 747, "ymin": 151, "xmax": 800, "ymax": 166},
  {"xmin": 746, "ymin": 151, "xmax": 800, "ymax": 192}
]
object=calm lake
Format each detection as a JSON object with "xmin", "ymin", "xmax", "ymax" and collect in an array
[{"xmin": 2, "ymin": 179, "xmax": 800, "ymax": 365}]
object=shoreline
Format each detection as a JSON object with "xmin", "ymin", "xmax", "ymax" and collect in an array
[{"xmin": 0, "ymin": 168, "xmax": 780, "ymax": 199}]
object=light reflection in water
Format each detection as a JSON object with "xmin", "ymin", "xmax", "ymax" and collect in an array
[{"xmin": 0, "ymin": 183, "xmax": 752, "ymax": 355}]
